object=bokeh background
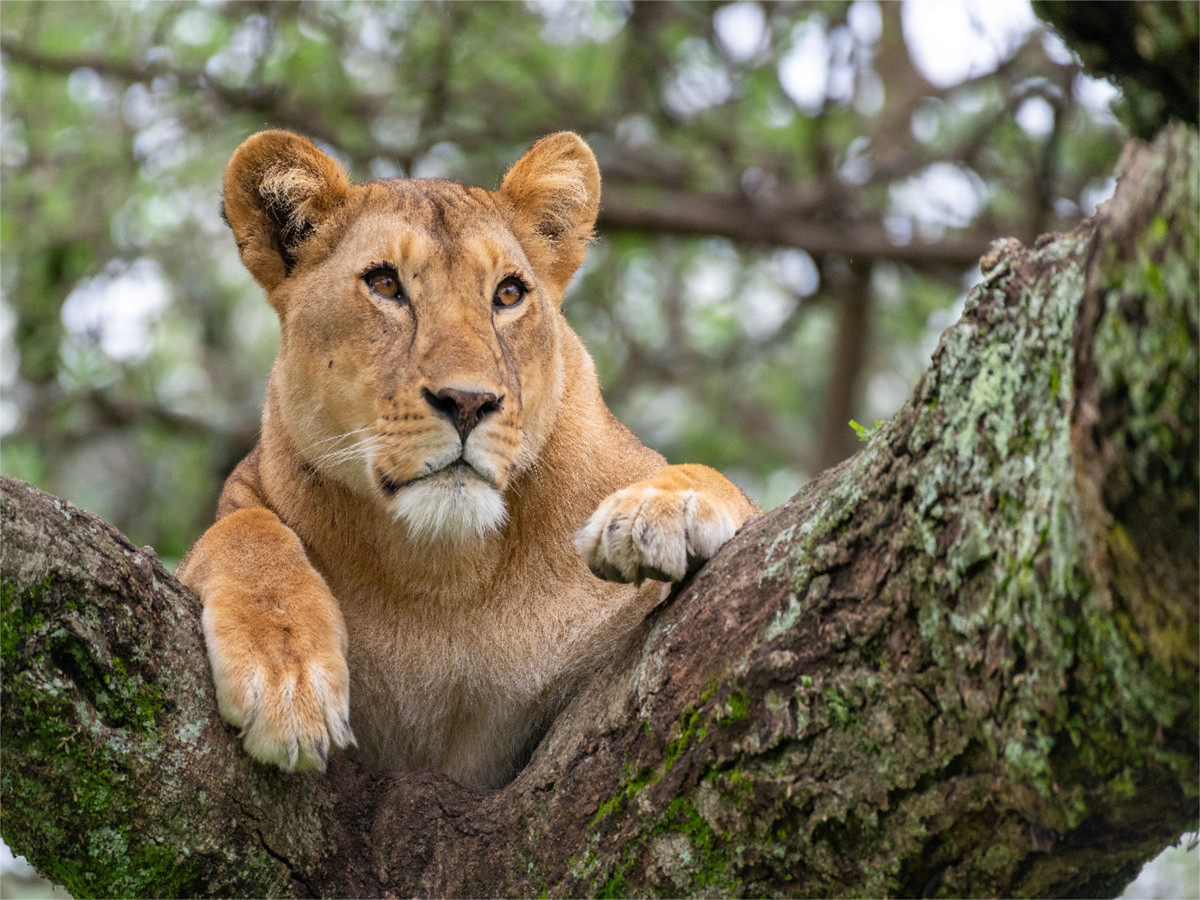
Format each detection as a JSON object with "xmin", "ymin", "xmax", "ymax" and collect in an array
[{"xmin": 0, "ymin": 1, "xmax": 1193, "ymax": 896}]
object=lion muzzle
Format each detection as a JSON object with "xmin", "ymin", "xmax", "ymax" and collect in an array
[{"xmin": 422, "ymin": 386, "xmax": 503, "ymax": 442}]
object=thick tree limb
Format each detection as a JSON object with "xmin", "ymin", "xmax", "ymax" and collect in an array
[{"xmin": 2, "ymin": 125, "xmax": 1197, "ymax": 898}]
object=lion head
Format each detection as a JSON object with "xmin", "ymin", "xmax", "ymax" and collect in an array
[{"xmin": 222, "ymin": 131, "xmax": 600, "ymax": 543}]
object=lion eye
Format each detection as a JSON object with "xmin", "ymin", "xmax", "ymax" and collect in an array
[
  {"xmin": 493, "ymin": 277, "xmax": 526, "ymax": 309},
  {"xmin": 365, "ymin": 266, "xmax": 403, "ymax": 301}
]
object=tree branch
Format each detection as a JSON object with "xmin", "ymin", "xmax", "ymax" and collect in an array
[
  {"xmin": 598, "ymin": 184, "xmax": 993, "ymax": 267},
  {"xmin": 2, "ymin": 126, "xmax": 1196, "ymax": 898}
]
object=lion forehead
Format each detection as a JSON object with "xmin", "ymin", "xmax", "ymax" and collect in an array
[
  {"xmin": 333, "ymin": 180, "xmax": 527, "ymax": 273},
  {"xmin": 357, "ymin": 179, "xmax": 510, "ymax": 238}
]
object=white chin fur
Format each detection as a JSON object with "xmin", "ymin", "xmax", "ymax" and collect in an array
[{"xmin": 392, "ymin": 470, "xmax": 507, "ymax": 543}]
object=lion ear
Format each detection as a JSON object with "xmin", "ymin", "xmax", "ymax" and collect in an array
[
  {"xmin": 499, "ymin": 132, "xmax": 600, "ymax": 300},
  {"xmin": 222, "ymin": 130, "xmax": 350, "ymax": 293}
]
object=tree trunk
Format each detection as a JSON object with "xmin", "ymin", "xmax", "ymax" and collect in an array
[{"xmin": 2, "ymin": 124, "xmax": 1196, "ymax": 900}]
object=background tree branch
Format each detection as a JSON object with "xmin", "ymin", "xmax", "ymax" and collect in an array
[
  {"xmin": 2, "ymin": 123, "xmax": 1195, "ymax": 899},
  {"xmin": 598, "ymin": 185, "xmax": 992, "ymax": 268}
]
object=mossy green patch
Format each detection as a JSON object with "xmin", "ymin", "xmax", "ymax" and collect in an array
[
  {"xmin": 664, "ymin": 704, "xmax": 709, "ymax": 773},
  {"xmin": 1, "ymin": 576, "xmax": 49, "ymax": 661},
  {"xmin": 725, "ymin": 689, "xmax": 750, "ymax": 721},
  {"xmin": 0, "ymin": 576, "xmax": 207, "ymax": 897},
  {"xmin": 822, "ymin": 685, "xmax": 857, "ymax": 728},
  {"xmin": 2, "ymin": 572, "xmax": 292, "ymax": 897},
  {"xmin": 590, "ymin": 794, "xmax": 741, "ymax": 897}
]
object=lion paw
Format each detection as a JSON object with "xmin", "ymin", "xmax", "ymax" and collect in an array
[
  {"xmin": 575, "ymin": 485, "xmax": 737, "ymax": 584},
  {"xmin": 202, "ymin": 603, "xmax": 356, "ymax": 773}
]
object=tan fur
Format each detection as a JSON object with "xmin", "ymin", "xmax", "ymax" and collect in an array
[{"xmin": 178, "ymin": 131, "xmax": 759, "ymax": 789}]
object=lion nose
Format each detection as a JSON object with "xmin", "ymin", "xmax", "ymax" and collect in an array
[{"xmin": 423, "ymin": 387, "xmax": 503, "ymax": 441}]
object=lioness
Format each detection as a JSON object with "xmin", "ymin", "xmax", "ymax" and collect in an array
[{"xmin": 178, "ymin": 130, "xmax": 758, "ymax": 789}]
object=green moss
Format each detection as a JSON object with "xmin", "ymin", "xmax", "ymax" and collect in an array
[
  {"xmin": 595, "ymin": 865, "xmax": 631, "ymax": 899},
  {"xmin": 725, "ymin": 689, "xmax": 750, "ymax": 721},
  {"xmin": 585, "ymin": 677, "xmax": 762, "ymax": 894},
  {"xmin": 590, "ymin": 794, "xmax": 742, "ymax": 897},
  {"xmin": 591, "ymin": 764, "xmax": 658, "ymax": 826},
  {"xmin": 822, "ymin": 685, "xmax": 857, "ymax": 728},
  {"xmin": 0, "ymin": 577, "xmax": 212, "ymax": 897},
  {"xmin": 1, "ymin": 576, "xmax": 49, "ymax": 661},
  {"xmin": 701, "ymin": 767, "xmax": 756, "ymax": 814},
  {"xmin": 664, "ymin": 705, "xmax": 709, "ymax": 772},
  {"xmin": 657, "ymin": 797, "xmax": 739, "ymax": 892},
  {"xmin": 592, "ymin": 693, "xmax": 727, "ymax": 830}
]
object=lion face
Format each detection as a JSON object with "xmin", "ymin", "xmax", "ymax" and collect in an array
[
  {"xmin": 222, "ymin": 132, "xmax": 600, "ymax": 543},
  {"xmin": 276, "ymin": 188, "xmax": 564, "ymax": 543}
]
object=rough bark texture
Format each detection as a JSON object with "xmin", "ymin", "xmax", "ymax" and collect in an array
[{"xmin": 2, "ymin": 125, "xmax": 1197, "ymax": 899}]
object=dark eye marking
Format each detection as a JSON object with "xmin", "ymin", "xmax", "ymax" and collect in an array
[
  {"xmin": 493, "ymin": 275, "xmax": 527, "ymax": 309},
  {"xmin": 363, "ymin": 264, "xmax": 405, "ymax": 302}
]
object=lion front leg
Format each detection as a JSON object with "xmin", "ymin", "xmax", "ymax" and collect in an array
[
  {"xmin": 178, "ymin": 507, "xmax": 356, "ymax": 772},
  {"xmin": 575, "ymin": 463, "xmax": 759, "ymax": 584}
]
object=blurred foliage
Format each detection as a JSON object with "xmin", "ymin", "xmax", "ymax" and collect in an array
[{"xmin": 0, "ymin": 0, "xmax": 1130, "ymax": 564}]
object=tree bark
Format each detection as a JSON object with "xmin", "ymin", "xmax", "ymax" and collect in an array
[{"xmin": 2, "ymin": 124, "xmax": 1197, "ymax": 899}]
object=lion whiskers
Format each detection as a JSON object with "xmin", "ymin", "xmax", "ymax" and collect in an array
[
  {"xmin": 303, "ymin": 424, "xmax": 374, "ymax": 451},
  {"xmin": 308, "ymin": 423, "xmax": 514, "ymax": 543},
  {"xmin": 306, "ymin": 428, "xmax": 383, "ymax": 469}
]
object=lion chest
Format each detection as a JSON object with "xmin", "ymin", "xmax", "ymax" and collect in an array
[{"xmin": 327, "ymin": 559, "xmax": 640, "ymax": 788}]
